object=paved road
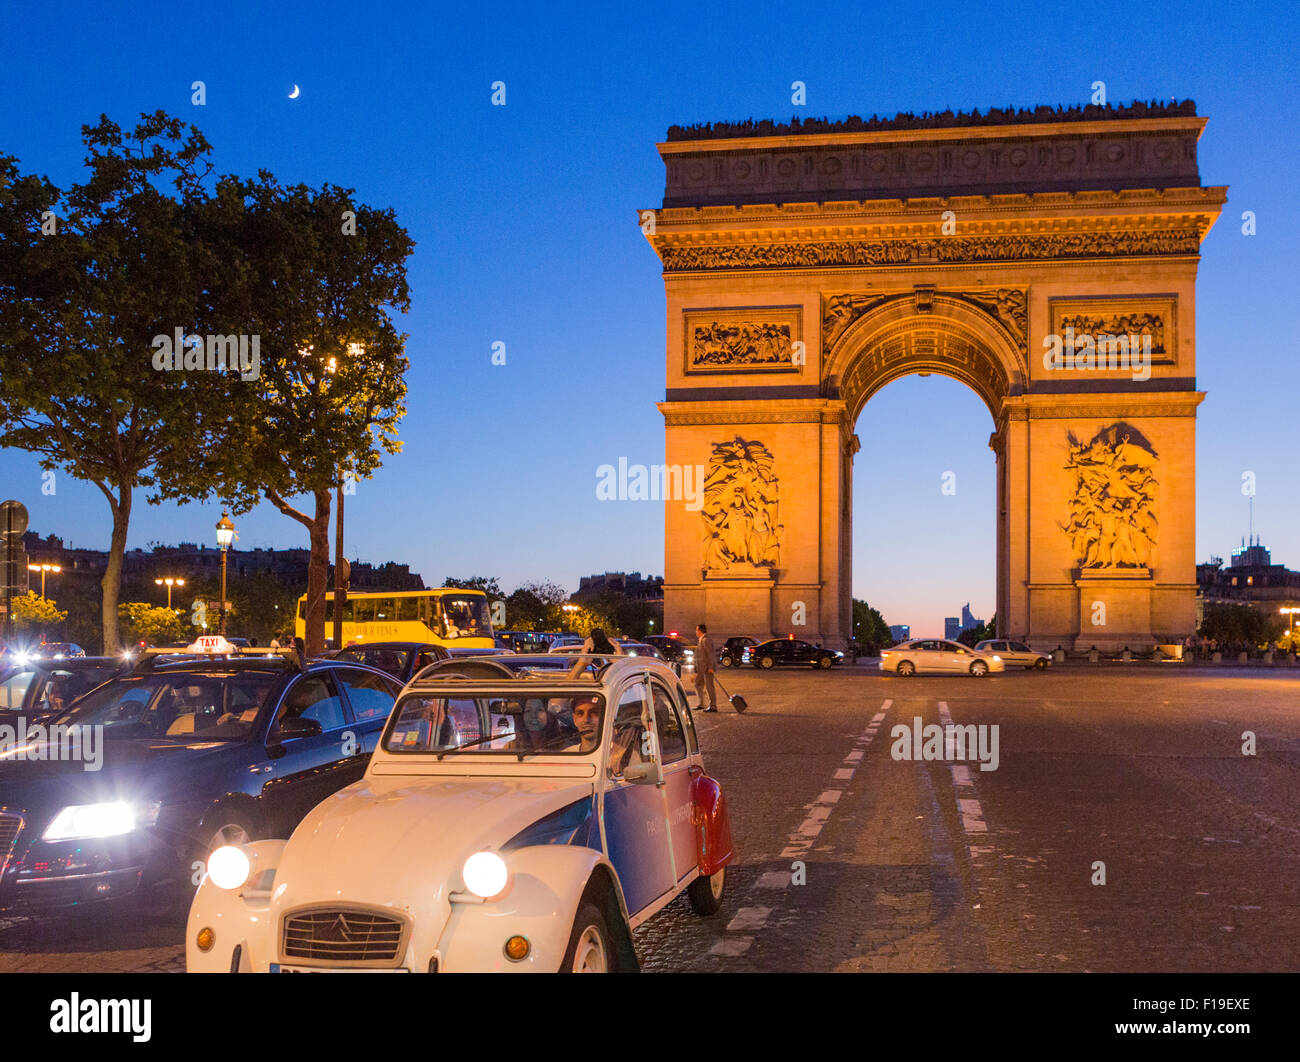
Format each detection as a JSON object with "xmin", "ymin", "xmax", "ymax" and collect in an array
[{"xmin": 2, "ymin": 665, "xmax": 1297, "ymax": 972}]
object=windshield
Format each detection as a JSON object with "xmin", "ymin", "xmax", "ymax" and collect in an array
[
  {"xmin": 49, "ymin": 671, "xmax": 280, "ymax": 741},
  {"xmin": 336, "ymin": 646, "xmax": 411, "ymax": 679},
  {"xmin": 437, "ymin": 595, "xmax": 492, "ymax": 640},
  {"xmin": 385, "ymin": 692, "xmax": 606, "ymax": 755}
]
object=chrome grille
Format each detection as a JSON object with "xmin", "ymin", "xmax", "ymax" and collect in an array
[
  {"xmin": 0, "ymin": 814, "xmax": 22, "ymax": 872},
  {"xmin": 282, "ymin": 908, "xmax": 406, "ymax": 966}
]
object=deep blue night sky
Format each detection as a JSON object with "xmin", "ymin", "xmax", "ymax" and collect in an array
[{"xmin": 1, "ymin": 0, "xmax": 1295, "ymax": 636}]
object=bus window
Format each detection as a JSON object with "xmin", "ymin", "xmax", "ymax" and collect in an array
[
  {"xmin": 297, "ymin": 599, "xmax": 306, "ymax": 621},
  {"xmin": 353, "ymin": 599, "xmax": 375, "ymax": 624},
  {"xmin": 372, "ymin": 597, "xmax": 395, "ymax": 622},
  {"xmin": 394, "ymin": 597, "xmax": 418, "ymax": 622}
]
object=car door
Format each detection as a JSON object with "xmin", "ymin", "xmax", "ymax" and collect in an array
[
  {"xmin": 256, "ymin": 672, "xmax": 358, "ymax": 835},
  {"xmin": 945, "ymin": 642, "xmax": 978, "ymax": 672},
  {"xmin": 333, "ymin": 666, "xmax": 402, "ymax": 774},
  {"xmin": 649, "ymin": 678, "xmax": 696, "ymax": 884},
  {"xmin": 600, "ymin": 678, "xmax": 675, "ymax": 918}
]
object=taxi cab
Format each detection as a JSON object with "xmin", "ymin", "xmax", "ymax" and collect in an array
[{"xmin": 186, "ymin": 655, "xmax": 735, "ymax": 972}]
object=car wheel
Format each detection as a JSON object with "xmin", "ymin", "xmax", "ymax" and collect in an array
[
  {"xmin": 758, "ymin": 656, "xmax": 775, "ymax": 670},
  {"xmin": 561, "ymin": 902, "xmax": 614, "ymax": 973},
  {"xmin": 1035, "ymin": 658, "xmax": 1048, "ymax": 670},
  {"xmin": 970, "ymin": 660, "xmax": 989, "ymax": 677},
  {"xmin": 687, "ymin": 865, "xmax": 726, "ymax": 915},
  {"xmin": 897, "ymin": 660, "xmax": 916, "ymax": 676},
  {"xmin": 818, "ymin": 655, "xmax": 832, "ymax": 669},
  {"xmin": 719, "ymin": 655, "xmax": 734, "ymax": 668},
  {"xmin": 153, "ymin": 807, "xmax": 259, "ymax": 924}
]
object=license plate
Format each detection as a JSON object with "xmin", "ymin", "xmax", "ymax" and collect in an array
[{"xmin": 270, "ymin": 963, "xmax": 409, "ymax": 973}]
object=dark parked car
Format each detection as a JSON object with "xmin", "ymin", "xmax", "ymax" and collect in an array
[
  {"xmin": 746, "ymin": 638, "xmax": 842, "ymax": 670},
  {"xmin": 330, "ymin": 641, "xmax": 450, "ymax": 683},
  {"xmin": 0, "ymin": 653, "xmax": 402, "ymax": 915},
  {"xmin": 0, "ymin": 657, "xmax": 129, "ymax": 719},
  {"xmin": 494, "ymin": 630, "xmax": 552, "ymax": 653},
  {"xmin": 719, "ymin": 637, "xmax": 757, "ymax": 668}
]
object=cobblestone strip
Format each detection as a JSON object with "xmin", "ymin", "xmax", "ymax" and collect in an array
[{"xmin": 708, "ymin": 699, "xmax": 893, "ymax": 956}]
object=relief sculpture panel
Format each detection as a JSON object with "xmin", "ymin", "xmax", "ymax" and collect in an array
[
  {"xmin": 1061, "ymin": 424, "xmax": 1159, "ymax": 569},
  {"xmin": 702, "ymin": 438, "xmax": 783, "ymax": 569}
]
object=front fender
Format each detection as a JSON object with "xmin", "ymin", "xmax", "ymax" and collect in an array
[
  {"xmin": 437, "ymin": 845, "xmax": 627, "ymax": 973},
  {"xmin": 691, "ymin": 774, "xmax": 734, "ymax": 876},
  {"xmin": 185, "ymin": 840, "xmax": 286, "ymax": 973}
]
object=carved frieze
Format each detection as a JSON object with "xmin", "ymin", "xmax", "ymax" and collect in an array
[
  {"xmin": 1049, "ymin": 295, "xmax": 1176, "ymax": 361},
  {"xmin": 822, "ymin": 288, "xmax": 1027, "ymax": 356},
  {"xmin": 684, "ymin": 308, "xmax": 802, "ymax": 374},
  {"xmin": 1061, "ymin": 424, "xmax": 1158, "ymax": 569},
  {"xmin": 702, "ymin": 438, "xmax": 783, "ymax": 569},
  {"xmin": 660, "ymin": 230, "xmax": 1202, "ymax": 273}
]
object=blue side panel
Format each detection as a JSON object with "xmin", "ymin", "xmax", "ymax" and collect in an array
[
  {"xmin": 602, "ymin": 785, "xmax": 670, "ymax": 914},
  {"xmin": 502, "ymin": 798, "xmax": 595, "ymax": 851}
]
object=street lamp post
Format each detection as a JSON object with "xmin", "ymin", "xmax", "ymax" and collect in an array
[
  {"xmin": 215, "ymin": 511, "xmax": 235, "ymax": 636},
  {"xmin": 26, "ymin": 563, "xmax": 60, "ymax": 599},
  {"xmin": 1281, "ymin": 607, "xmax": 1300, "ymax": 650},
  {"xmin": 154, "ymin": 576, "xmax": 185, "ymax": 610}
]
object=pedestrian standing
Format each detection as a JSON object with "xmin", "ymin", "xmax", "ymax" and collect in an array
[{"xmin": 694, "ymin": 623, "xmax": 718, "ymax": 712}]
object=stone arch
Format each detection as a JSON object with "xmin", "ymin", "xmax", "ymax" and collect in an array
[{"xmin": 824, "ymin": 292, "xmax": 1029, "ymax": 423}]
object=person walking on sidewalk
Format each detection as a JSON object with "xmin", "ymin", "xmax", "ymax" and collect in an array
[{"xmin": 694, "ymin": 623, "xmax": 718, "ymax": 712}]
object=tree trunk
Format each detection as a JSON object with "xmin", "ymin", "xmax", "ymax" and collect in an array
[
  {"xmin": 303, "ymin": 488, "xmax": 332, "ymax": 657},
  {"xmin": 100, "ymin": 487, "xmax": 132, "ymax": 654}
]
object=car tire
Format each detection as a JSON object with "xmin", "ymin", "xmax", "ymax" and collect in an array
[
  {"xmin": 687, "ymin": 865, "xmax": 726, "ymax": 915},
  {"xmin": 719, "ymin": 655, "xmax": 734, "ymax": 668},
  {"xmin": 817, "ymin": 655, "xmax": 832, "ymax": 670},
  {"xmin": 152, "ymin": 806, "xmax": 260, "ymax": 924},
  {"xmin": 970, "ymin": 661, "xmax": 989, "ymax": 677},
  {"xmin": 758, "ymin": 656, "xmax": 775, "ymax": 670},
  {"xmin": 561, "ymin": 902, "xmax": 615, "ymax": 973},
  {"xmin": 1035, "ymin": 658, "xmax": 1048, "ymax": 670},
  {"xmin": 897, "ymin": 660, "xmax": 916, "ymax": 676}
]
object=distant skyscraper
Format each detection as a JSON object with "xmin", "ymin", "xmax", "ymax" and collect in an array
[
  {"xmin": 945, "ymin": 617, "xmax": 960, "ymax": 641},
  {"xmin": 889, "ymin": 624, "xmax": 910, "ymax": 644},
  {"xmin": 960, "ymin": 602, "xmax": 982, "ymax": 631}
]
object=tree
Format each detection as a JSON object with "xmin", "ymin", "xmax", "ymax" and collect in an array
[
  {"xmin": 443, "ymin": 576, "xmax": 503, "ymax": 597},
  {"xmin": 504, "ymin": 580, "xmax": 569, "ymax": 630},
  {"xmin": 0, "ymin": 113, "xmax": 218, "ymax": 652},
  {"xmin": 1200, "ymin": 603, "xmax": 1285, "ymax": 652},
  {"xmin": 957, "ymin": 615, "xmax": 996, "ymax": 648},
  {"xmin": 118, "ymin": 601, "xmax": 184, "ymax": 647},
  {"xmin": 155, "ymin": 172, "xmax": 414, "ymax": 656},
  {"xmin": 852, "ymin": 599, "xmax": 892, "ymax": 652},
  {"xmin": 10, "ymin": 591, "xmax": 68, "ymax": 636}
]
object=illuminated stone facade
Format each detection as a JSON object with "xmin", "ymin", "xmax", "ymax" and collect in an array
[{"xmin": 644, "ymin": 106, "xmax": 1226, "ymax": 650}]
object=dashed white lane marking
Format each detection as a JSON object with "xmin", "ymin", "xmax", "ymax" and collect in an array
[
  {"xmin": 939, "ymin": 701, "xmax": 992, "ymax": 870},
  {"xmin": 713, "ymin": 699, "xmax": 893, "ymax": 959},
  {"xmin": 755, "ymin": 871, "xmax": 791, "ymax": 889},
  {"xmin": 708, "ymin": 937, "xmax": 754, "ymax": 956}
]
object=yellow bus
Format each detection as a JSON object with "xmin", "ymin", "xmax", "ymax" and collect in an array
[{"xmin": 294, "ymin": 588, "xmax": 495, "ymax": 649}]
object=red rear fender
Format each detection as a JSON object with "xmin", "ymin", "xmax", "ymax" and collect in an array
[{"xmin": 690, "ymin": 772, "xmax": 735, "ymax": 877}]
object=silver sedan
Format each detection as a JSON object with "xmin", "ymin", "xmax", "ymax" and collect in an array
[
  {"xmin": 879, "ymin": 639, "xmax": 1006, "ymax": 677},
  {"xmin": 975, "ymin": 639, "xmax": 1051, "ymax": 670}
]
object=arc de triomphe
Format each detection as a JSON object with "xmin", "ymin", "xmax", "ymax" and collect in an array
[{"xmin": 642, "ymin": 103, "xmax": 1225, "ymax": 650}]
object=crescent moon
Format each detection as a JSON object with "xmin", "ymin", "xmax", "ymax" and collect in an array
[{"xmin": 289, "ymin": 84, "xmax": 300, "ymax": 99}]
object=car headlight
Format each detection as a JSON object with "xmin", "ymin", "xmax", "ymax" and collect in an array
[
  {"xmin": 207, "ymin": 845, "xmax": 252, "ymax": 890},
  {"xmin": 462, "ymin": 850, "xmax": 509, "ymax": 899},
  {"xmin": 42, "ymin": 800, "xmax": 160, "ymax": 842},
  {"xmin": 991, "ymin": 655, "xmax": 1001, "ymax": 662}
]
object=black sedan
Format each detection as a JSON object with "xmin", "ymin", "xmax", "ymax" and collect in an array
[
  {"xmin": 0, "ymin": 653, "xmax": 402, "ymax": 916},
  {"xmin": 0, "ymin": 657, "xmax": 129, "ymax": 719},
  {"xmin": 746, "ymin": 638, "xmax": 843, "ymax": 670},
  {"xmin": 328, "ymin": 641, "xmax": 450, "ymax": 683}
]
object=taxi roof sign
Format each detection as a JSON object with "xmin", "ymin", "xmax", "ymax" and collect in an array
[{"xmin": 187, "ymin": 635, "xmax": 235, "ymax": 654}]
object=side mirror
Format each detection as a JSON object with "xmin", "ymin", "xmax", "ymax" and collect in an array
[
  {"xmin": 622, "ymin": 762, "xmax": 662, "ymax": 786},
  {"xmin": 276, "ymin": 716, "xmax": 323, "ymax": 740}
]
